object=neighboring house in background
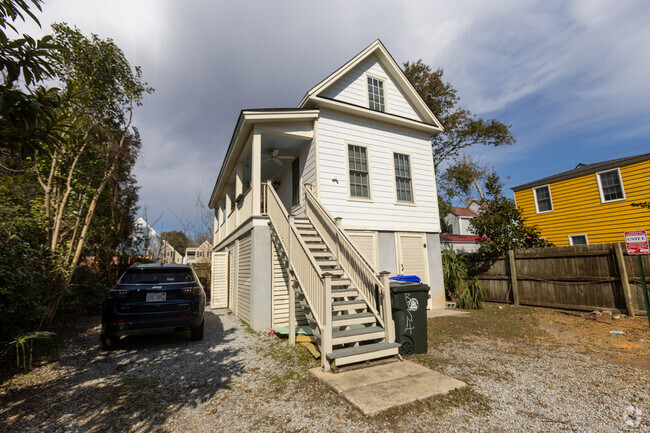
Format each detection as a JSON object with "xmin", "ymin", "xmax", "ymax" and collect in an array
[
  {"xmin": 208, "ymin": 40, "xmax": 446, "ymax": 370},
  {"xmin": 160, "ymin": 240, "xmax": 183, "ymax": 264},
  {"xmin": 184, "ymin": 240, "xmax": 212, "ymax": 264},
  {"xmin": 441, "ymin": 198, "xmax": 481, "ymax": 253},
  {"xmin": 127, "ymin": 217, "xmax": 162, "ymax": 260},
  {"xmin": 513, "ymin": 153, "xmax": 650, "ymax": 246}
]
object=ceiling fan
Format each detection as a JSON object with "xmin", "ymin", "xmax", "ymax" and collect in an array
[{"xmin": 263, "ymin": 149, "xmax": 293, "ymax": 166}]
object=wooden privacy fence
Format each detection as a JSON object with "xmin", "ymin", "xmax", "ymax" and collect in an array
[{"xmin": 472, "ymin": 243, "xmax": 649, "ymax": 316}]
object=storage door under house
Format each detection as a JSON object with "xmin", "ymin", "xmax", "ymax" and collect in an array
[
  {"xmin": 347, "ymin": 232, "xmax": 379, "ymax": 271},
  {"xmin": 210, "ymin": 252, "xmax": 228, "ymax": 309},
  {"xmin": 237, "ymin": 235, "xmax": 252, "ymax": 323},
  {"xmin": 271, "ymin": 242, "xmax": 307, "ymax": 327},
  {"xmin": 396, "ymin": 232, "xmax": 432, "ymax": 309},
  {"xmin": 228, "ymin": 247, "xmax": 236, "ymax": 311}
]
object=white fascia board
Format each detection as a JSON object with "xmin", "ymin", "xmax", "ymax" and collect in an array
[
  {"xmin": 208, "ymin": 110, "xmax": 319, "ymax": 208},
  {"xmin": 312, "ymin": 96, "xmax": 441, "ymax": 134},
  {"xmin": 298, "ymin": 39, "xmax": 444, "ymax": 131}
]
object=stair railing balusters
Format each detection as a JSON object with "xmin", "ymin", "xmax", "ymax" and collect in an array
[
  {"xmin": 379, "ymin": 271, "xmax": 395, "ymax": 343},
  {"xmin": 322, "ymin": 272, "xmax": 333, "ymax": 371}
]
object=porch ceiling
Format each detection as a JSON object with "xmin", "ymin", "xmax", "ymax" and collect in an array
[{"xmin": 209, "ymin": 109, "xmax": 318, "ymax": 208}]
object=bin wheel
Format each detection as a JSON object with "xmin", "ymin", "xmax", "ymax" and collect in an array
[{"xmin": 399, "ymin": 340, "xmax": 413, "ymax": 357}]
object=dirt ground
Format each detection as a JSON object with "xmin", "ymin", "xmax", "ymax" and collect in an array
[{"xmin": 1, "ymin": 306, "xmax": 648, "ymax": 432}]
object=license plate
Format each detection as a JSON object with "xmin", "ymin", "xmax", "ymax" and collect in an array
[{"xmin": 146, "ymin": 292, "xmax": 166, "ymax": 302}]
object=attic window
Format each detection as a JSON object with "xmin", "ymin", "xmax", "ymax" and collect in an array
[{"xmin": 367, "ymin": 76, "xmax": 385, "ymax": 112}]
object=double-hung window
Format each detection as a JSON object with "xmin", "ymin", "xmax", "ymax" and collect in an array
[
  {"xmin": 393, "ymin": 153, "xmax": 414, "ymax": 203},
  {"xmin": 533, "ymin": 185, "xmax": 553, "ymax": 213},
  {"xmin": 348, "ymin": 144, "xmax": 370, "ymax": 199},
  {"xmin": 367, "ymin": 76, "xmax": 385, "ymax": 112},
  {"xmin": 596, "ymin": 168, "xmax": 625, "ymax": 202}
]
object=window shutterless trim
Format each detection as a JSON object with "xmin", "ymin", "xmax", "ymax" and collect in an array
[
  {"xmin": 533, "ymin": 184, "xmax": 553, "ymax": 213},
  {"xmin": 365, "ymin": 73, "xmax": 387, "ymax": 113},
  {"xmin": 568, "ymin": 234, "xmax": 589, "ymax": 246},
  {"xmin": 391, "ymin": 150, "xmax": 416, "ymax": 204},
  {"xmin": 345, "ymin": 141, "xmax": 373, "ymax": 201},
  {"xmin": 595, "ymin": 167, "xmax": 626, "ymax": 203}
]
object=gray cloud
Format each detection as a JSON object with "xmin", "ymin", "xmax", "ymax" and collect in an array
[{"xmin": 20, "ymin": 0, "xmax": 650, "ymax": 230}]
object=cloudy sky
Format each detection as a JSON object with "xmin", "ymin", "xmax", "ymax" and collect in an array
[{"xmin": 22, "ymin": 0, "xmax": 650, "ymax": 233}]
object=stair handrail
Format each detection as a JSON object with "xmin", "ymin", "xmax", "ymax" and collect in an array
[
  {"xmin": 262, "ymin": 182, "xmax": 328, "ymax": 333},
  {"xmin": 303, "ymin": 185, "xmax": 390, "ymax": 331}
]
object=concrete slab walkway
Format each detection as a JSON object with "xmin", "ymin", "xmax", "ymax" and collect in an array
[
  {"xmin": 427, "ymin": 308, "xmax": 470, "ymax": 318},
  {"xmin": 310, "ymin": 360, "xmax": 466, "ymax": 415}
]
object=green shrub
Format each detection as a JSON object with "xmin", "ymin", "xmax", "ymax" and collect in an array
[
  {"xmin": 442, "ymin": 247, "xmax": 468, "ymax": 299},
  {"xmin": 456, "ymin": 279, "xmax": 484, "ymax": 310}
]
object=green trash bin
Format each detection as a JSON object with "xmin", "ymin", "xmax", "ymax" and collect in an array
[{"xmin": 390, "ymin": 281, "xmax": 430, "ymax": 356}]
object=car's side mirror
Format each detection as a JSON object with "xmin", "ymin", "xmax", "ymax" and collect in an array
[{"xmin": 199, "ymin": 277, "xmax": 207, "ymax": 287}]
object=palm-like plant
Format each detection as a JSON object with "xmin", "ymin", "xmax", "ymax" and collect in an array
[{"xmin": 442, "ymin": 247, "xmax": 467, "ymax": 299}]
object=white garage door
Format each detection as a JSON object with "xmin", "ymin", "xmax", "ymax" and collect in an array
[{"xmin": 237, "ymin": 234, "xmax": 252, "ymax": 324}]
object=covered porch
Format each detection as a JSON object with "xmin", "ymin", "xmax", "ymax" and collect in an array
[{"xmin": 209, "ymin": 109, "xmax": 319, "ymax": 248}]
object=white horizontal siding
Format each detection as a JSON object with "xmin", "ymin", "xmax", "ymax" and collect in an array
[
  {"xmin": 320, "ymin": 55, "xmax": 421, "ymax": 122},
  {"xmin": 316, "ymin": 110, "xmax": 440, "ymax": 232}
]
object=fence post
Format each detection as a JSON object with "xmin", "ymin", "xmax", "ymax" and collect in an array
[
  {"xmin": 508, "ymin": 250, "xmax": 520, "ymax": 306},
  {"xmin": 379, "ymin": 271, "xmax": 394, "ymax": 343},
  {"xmin": 614, "ymin": 243, "xmax": 635, "ymax": 317},
  {"xmin": 321, "ymin": 272, "xmax": 333, "ymax": 372}
]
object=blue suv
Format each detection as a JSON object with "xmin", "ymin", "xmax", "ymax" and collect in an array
[{"xmin": 100, "ymin": 264, "xmax": 206, "ymax": 350}]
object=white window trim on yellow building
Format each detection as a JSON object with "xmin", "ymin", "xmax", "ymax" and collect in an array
[
  {"xmin": 568, "ymin": 234, "xmax": 589, "ymax": 245},
  {"xmin": 595, "ymin": 167, "xmax": 626, "ymax": 203},
  {"xmin": 533, "ymin": 184, "xmax": 553, "ymax": 214}
]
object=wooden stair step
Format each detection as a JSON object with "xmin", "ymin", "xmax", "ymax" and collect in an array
[
  {"xmin": 314, "ymin": 326, "xmax": 386, "ymax": 345},
  {"xmin": 298, "ymin": 229, "xmax": 318, "ymax": 235},
  {"xmin": 332, "ymin": 299, "xmax": 366, "ymax": 311},
  {"xmin": 332, "ymin": 312, "xmax": 376, "ymax": 326},
  {"xmin": 326, "ymin": 342, "xmax": 400, "ymax": 366},
  {"xmin": 324, "ymin": 268, "xmax": 344, "ymax": 276},
  {"xmin": 316, "ymin": 259, "xmax": 337, "ymax": 267},
  {"xmin": 311, "ymin": 251, "xmax": 333, "ymax": 258},
  {"xmin": 331, "ymin": 278, "xmax": 352, "ymax": 287},
  {"xmin": 303, "ymin": 237, "xmax": 324, "ymax": 243},
  {"xmin": 308, "ymin": 243, "xmax": 328, "ymax": 250},
  {"xmin": 333, "ymin": 326, "xmax": 385, "ymax": 344},
  {"xmin": 331, "ymin": 289, "xmax": 357, "ymax": 298}
]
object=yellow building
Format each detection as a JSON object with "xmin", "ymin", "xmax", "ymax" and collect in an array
[{"xmin": 513, "ymin": 153, "xmax": 649, "ymax": 246}]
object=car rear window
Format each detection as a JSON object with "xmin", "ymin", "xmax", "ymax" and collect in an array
[{"xmin": 120, "ymin": 269, "xmax": 195, "ymax": 284}]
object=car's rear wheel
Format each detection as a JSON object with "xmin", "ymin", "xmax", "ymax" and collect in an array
[
  {"xmin": 100, "ymin": 334, "xmax": 117, "ymax": 351},
  {"xmin": 190, "ymin": 319, "xmax": 204, "ymax": 341}
]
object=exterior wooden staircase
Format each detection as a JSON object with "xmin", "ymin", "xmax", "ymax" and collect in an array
[
  {"xmin": 293, "ymin": 219, "xmax": 399, "ymax": 369},
  {"xmin": 264, "ymin": 182, "xmax": 398, "ymax": 371}
]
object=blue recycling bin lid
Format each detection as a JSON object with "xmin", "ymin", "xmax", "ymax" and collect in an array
[{"xmin": 389, "ymin": 275, "xmax": 421, "ymax": 283}]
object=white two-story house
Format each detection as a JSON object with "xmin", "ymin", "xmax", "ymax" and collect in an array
[{"xmin": 209, "ymin": 40, "xmax": 445, "ymax": 371}]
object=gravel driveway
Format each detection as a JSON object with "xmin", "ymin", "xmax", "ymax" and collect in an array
[{"xmin": 1, "ymin": 308, "xmax": 648, "ymax": 432}]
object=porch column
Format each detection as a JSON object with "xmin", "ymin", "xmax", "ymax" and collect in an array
[
  {"xmin": 212, "ymin": 215, "xmax": 218, "ymax": 246},
  {"xmin": 235, "ymin": 163, "xmax": 244, "ymax": 225},
  {"xmin": 224, "ymin": 186, "xmax": 232, "ymax": 233},
  {"xmin": 251, "ymin": 128, "xmax": 262, "ymax": 215}
]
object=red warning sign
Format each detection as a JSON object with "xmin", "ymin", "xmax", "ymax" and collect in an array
[{"xmin": 625, "ymin": 230, "xmax": 649, "ymax": 255}]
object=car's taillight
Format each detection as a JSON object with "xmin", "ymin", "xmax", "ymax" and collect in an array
[
  {"xmin": 182, "ymin": 287, "xmax": 201, "ymax": 295},
  {"xmin": 107, "ymin": 289, "xmax": 129, "ymax": 299}
]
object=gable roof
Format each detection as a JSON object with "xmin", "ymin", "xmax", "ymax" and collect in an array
[
  {"xmin": 512, "ymin": 153, "xmax": 650, "ymax": 192},
  {"xmin": 450, "ymin": 206, "xmax": 478, "ymax": 217},
  {"xmin": 298, "ymin": 39, "xmax": 443, "ymax": 130}
]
